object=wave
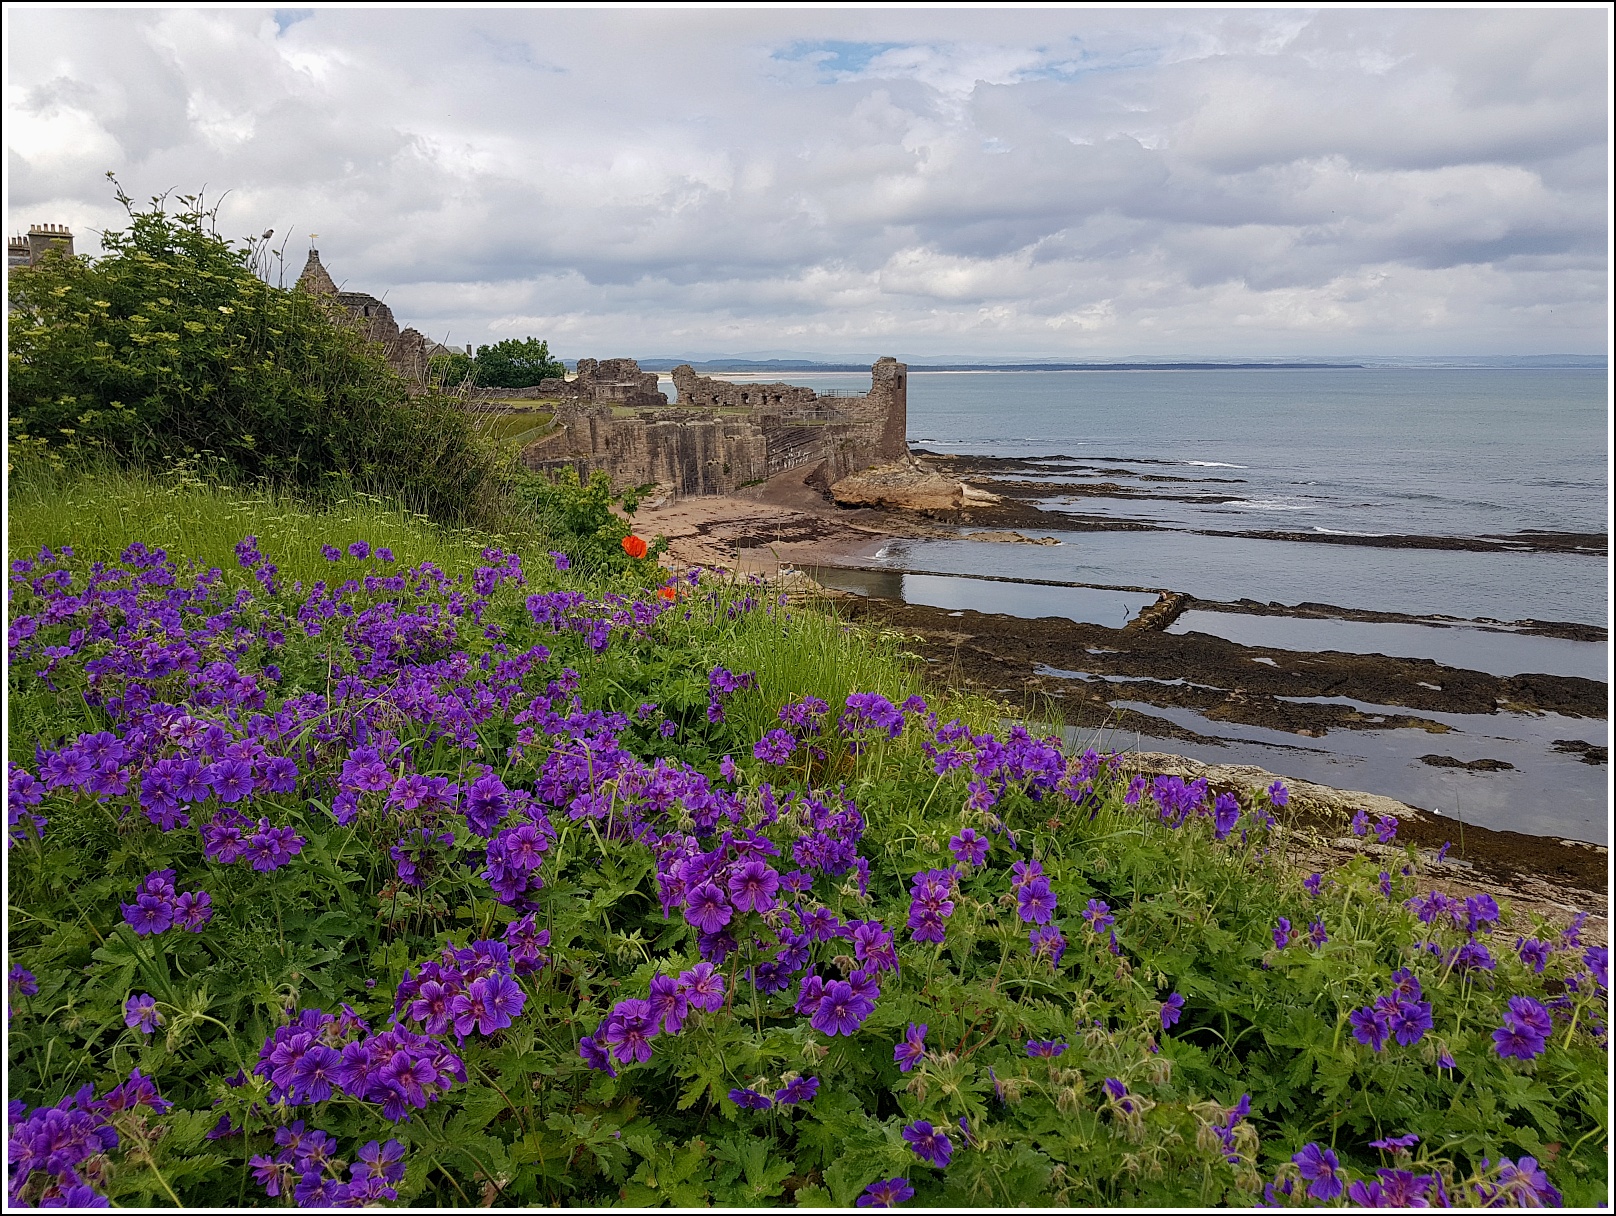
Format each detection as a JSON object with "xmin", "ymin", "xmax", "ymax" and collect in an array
[
  {"xmin": 1312, "ymin": 526, "xmax": 1389, "ymax": 537},
  {"xmin": 1217, "ymin": 499, "xmax": 1317, "ymax": 512},
  {"xmin": 1184, "ymin": 460, "xmax": 1248, "ymax": 468}
]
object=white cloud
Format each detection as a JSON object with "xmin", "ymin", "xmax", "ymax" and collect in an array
[{"xmin": 5, "ymin": 7, "xmax": 1607, "ymax": 357}]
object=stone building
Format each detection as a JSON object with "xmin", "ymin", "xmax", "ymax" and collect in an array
[
  {"xmin": 8, "ymin": 224, "xmax": 75, "ymax": 268},
  {"xmin": 296, "ymin": 248, "xmax": 445, "ymax": 381},
  {"xmin": 518, "ymin": 356, "xmax": 908, "ymax": 498}
]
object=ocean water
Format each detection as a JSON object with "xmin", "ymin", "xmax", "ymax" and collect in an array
[
  {"xmin": 726, "ymin": 367, "xmax": 1610, "ymax": 629},
  {"xmin": 726, "ymin": 366, "xmax": 1609, "ymax": 841}
]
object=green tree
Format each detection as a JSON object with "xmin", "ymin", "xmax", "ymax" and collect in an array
[
  {"xmin": 428, "ymin": 349, "xmax": 475, "ymax": 388},
  {"xmin": 473, "ymin": 337, "xmax": 566, "ymax": 388},
  {"xmin": 7, "ymin": 180, "xmax": 510, "ymax": 523}
]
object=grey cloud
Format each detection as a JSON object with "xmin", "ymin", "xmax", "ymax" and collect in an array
[{"xmin": 6, "ymin": 7, "xmax": 1606, "ymax": 357}]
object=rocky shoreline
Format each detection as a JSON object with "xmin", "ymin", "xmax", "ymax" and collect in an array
[{"xmin": 632, "ymin": 459, "xmax": 1607, "ymax": 903}]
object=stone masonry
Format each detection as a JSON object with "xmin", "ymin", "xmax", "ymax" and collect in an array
[{"xmin": 520, "ymin": 357, "xmax": 908, "ymax": 498}]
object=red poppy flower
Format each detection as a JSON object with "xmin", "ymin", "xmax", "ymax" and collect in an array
[
  {"xmin": 621, "ymin": 535, "xmax": 649, "ymax": 559},
  {"xmin": 657, "ymin": 586, "xmax": 677, "ymax": 601}
]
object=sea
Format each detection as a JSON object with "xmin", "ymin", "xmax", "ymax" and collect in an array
[{"xmin": 672, "ymin": 366, "xmax": 1612, "ymax": 843}]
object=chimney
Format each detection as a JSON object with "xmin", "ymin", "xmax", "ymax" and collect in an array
[
  {"xmin": 8, "ymin": 235, "xmax": 29, "ymax": 268},
  {"xmin": 23, "ymin": 223, "xmax": 74, "ymax": 264},
  {"xmin": 465, "ymin": 344, "xmax": 473, "ymax": 356}
]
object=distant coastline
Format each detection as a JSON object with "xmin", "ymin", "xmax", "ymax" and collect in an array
[{"xmin": 618, "ymin": 355, "xmax": 1606, "ymax": 374}]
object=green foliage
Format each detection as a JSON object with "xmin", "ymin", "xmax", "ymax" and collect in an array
[
  {"xmin": 518, "ymin": 466, "xmax": 668, "ymax": 578},
  {"xmin": 5, "ymin": 473, "xmax": 1606, "ymax": 1209},
  {"xmin": 472, "ymin": 337, "xmax": 566, "ymax": 388},
  {"xmin": 428, "ymin": 349, "xmax": 475, "ymax": 389},
  {"xmin": 6, "ymin": 180, "xmax": 510, "ymax": 526}
]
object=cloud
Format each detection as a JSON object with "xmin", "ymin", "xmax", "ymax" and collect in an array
[{"xmin": 6, "ymin": 8, "xmax": 1607, "ymax": 357}]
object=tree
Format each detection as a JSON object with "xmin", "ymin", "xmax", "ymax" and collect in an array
[
  {"xmin": 428, "ymin": 349, "xmax": 475, "ymax": 388},
  {"xmin": 473, "ymin": 337, "xmax": 566, "ymax": 388}
]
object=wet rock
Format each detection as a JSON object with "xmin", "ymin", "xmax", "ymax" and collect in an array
[
  {"xmin": 964, "ymin": 530, "xmax": 1060, "ymax": 545},
  {"xmin": 1124, "ymin": 590, "xmax": 1192, "ymax": 633},
  {"xmin": 830, "ymin": 460, "xmax": 970, "ymax": 512},
  {"xmin": 1552, "ymin": 739, "xmax": 1608, "ymax": 765},
  {"xmin": 1419, "ymin": 754, "xmax": 1516, "ymax": 772}
]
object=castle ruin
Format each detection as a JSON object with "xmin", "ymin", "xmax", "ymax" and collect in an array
[
  {"xmin": 295, "ymin": 248, "xmax": 907, "ymax": 500},
  {"xmin": 515, "ymin": 357, "xmax": 907, "ymax": 498},
  {"xmin": 296, "ymin": 249, "xmax": 459, "ymax": 381}
]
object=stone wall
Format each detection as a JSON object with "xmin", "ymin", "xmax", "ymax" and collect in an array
[{"xmin": 521, "ymin": 356, "xmax": 907, "ymax": 498}]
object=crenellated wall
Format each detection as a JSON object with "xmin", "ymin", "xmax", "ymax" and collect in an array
[{"xmin": 520, "ymin": 357, "xmax": 907, "ymax": 497}]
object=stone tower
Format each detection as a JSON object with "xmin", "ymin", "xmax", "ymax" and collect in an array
[{"xmin": 297, "ymin": 248, "xmax": 339, "ymax": 296}]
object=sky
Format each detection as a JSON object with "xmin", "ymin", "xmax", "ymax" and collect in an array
[{"xmin": 6, "ymin": 6, "xmax": 1610, "ymax": 360}]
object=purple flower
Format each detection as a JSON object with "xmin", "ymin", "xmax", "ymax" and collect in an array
[
  {"xmin": 729, "ymin": 1087, "xmax": 773, "ymax": 1110},
  {"xmin": 1293, "ymin": 1144, "xmax": 1344, "ymax": 1202},
  {"xmin": 811, "ymin": 980, "xmax": 872, "ymax": 1037},
  {"xmin": 685, "ymin": 882, "xmax": 734, "ymax": 934},
  {"xmin": 549, "ymin": 551, "xmax": 571, "ymax": 571},
  {"xmin": 123, "ymin": 993, "xmax": 162, "ymax": 1034},
  {"xmin": 1212, "ymin": 793, "xmax": 1240, "ymax": 840},
  {"xmin": 175, "ymin": 891, "xmax": 213, "ymax": 931},
  {"xmin": 1390, "ymin": 1000, "xmax": 1432, "ymax": 1046},
  {"xmin": 603, "ymin": 999, "xmax": 656, "ymax": 1065},
  {"xmin": 1029, "ymin": 923, "xmax": 1066, "ymax": 965},
  {"xmin": 1453, "ymin": 941, "xmax": 1496, "ymax": 973},
  {"xmin": 1375, "ymin": 816, "xmax": 1398, "ymax": 843},
  {"xmin": 1016, "ymin": 878, "xmax": 1057, "ymax": 925},
  {"xmin": 679, "ymin": 962, "xmax": 726, "ymax": 1012},
  {"xmin": 1516, "ymin": 937, "xmax": 1551, "ymax": 974},
  {"xmin": 1026, "ymin": 1040, "xmax": 1067, "ymax": 1058},
  {"xmin": 753, "ymin": 729, "xmax": 796, "ymax": 765},
  {"xmin": 10, "ymin": 965, "xmax": 39, "ymax": 996},
  {"xmin": 775, "ymin": 1075, "xmax": 819, "ymax": 1106},
  {"xmin": 121, "ymin": 893, "xmax": 174, "ymax": 936},
  {"xmin": 1493, "ymin": 1157, "xmax": 1563, "ymax": 1207},
  {"xmin": 1493, "ymin": 996, "xmax": 1553, "ymax": 1064},
  {"xmin": 902, "ymin": 1120, "xmax": 953, "ymax": 1169},
  {"xmin": 348, "ymin": 541, "xmax": 370, "ymax": 559},
  {"xmin": 578, "ymin": 1035, "xmax": 616, "ymax": 1077},
  {"xmin": 1464, "ymin": 893, "xmax": 1500, "ymax": 935},
  {"xmin": 1266, "ymin": 780, "xmax": 1289, "ymax": 807},
  {"xmin": 1307, "ymin": 919, "xmax": 1328, "ymax": 947},
  {"xmin": 1350, "ymin": 1006, "xmax": 1392, "ymax": 1052},
  {"xmin": 1273, "ymin": 917, "xmax": 1292, "ymax": 949},
  {"xmin": 726, "ymin": 860, "xmax": 780, "ymax": 914},
  {"xmin": 1160, "ymin": 992, "xmax": 1185, "ymax": 1030},
  {"xmin": 894, "ymin": 1023, "xmax": 928, "ymax": 1072},
  {"xmin": 1369, "ymin": 1133, "xmax": 1420, "ymax": 1151},
  {"xmin": 857, "ymin": 1178, "xmax": 915, "ymax": 1207},
  {"xmin": 948, "ymin": 829, "xmax": 988, "ymax": 867},
  {"xmin": 1081, "ymin": 898, "xmax": 1113, "ymax": 933},
  {"xmin": 1303, "ymin": 873, "xmax": 1322, "ymax": 898},
  {"xmin": 1351, "ymin": 808, "xmax": 1370, "ymax": 836}
]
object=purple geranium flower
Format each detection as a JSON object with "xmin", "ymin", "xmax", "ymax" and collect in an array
[
  {"xmin": 857, "ymin": 1178, "xmax": 915, "ymax": 1207},
  {"xmin": 124, "ymin": 993, "xmax": 162, "ymax": 1034},
  {"xmin": 902, "ymin": 1120, "xmax": 953, "ymax": 1169},
  {"xmin": 1293, "ymin": 1143, "xmax": 1344, "ymax": 1202},
  {"xmin": 685, "ymin": 883, "xmax": 733, "ymax": 933},
  {"xmin": 948, "ymin": 829, "xmax": 988, "ymax": 867},
  {"xmin": 774, "ymin": 1075, "xmax": 819, "ymax": 1106},
  {"xmin": 1160, "ymin": 992, "xmax": 1185, "ymax": 1030},
  {"xmin": 893, "ymin": 1023, "xmax": 928, "ymax": 1072}
]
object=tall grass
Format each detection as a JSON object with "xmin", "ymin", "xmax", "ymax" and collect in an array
[{"xmin": 6, "ymin": 461, "xmax": 540, "ymax": 591}]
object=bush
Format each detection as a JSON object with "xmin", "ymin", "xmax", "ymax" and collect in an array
[
  {"xmin": 6, "ymin": 182, "xmax": 509, "ymax": 526},
  {"xmin": 518, "ymin": 465, "xmax": 668, "ymax": 578}
]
